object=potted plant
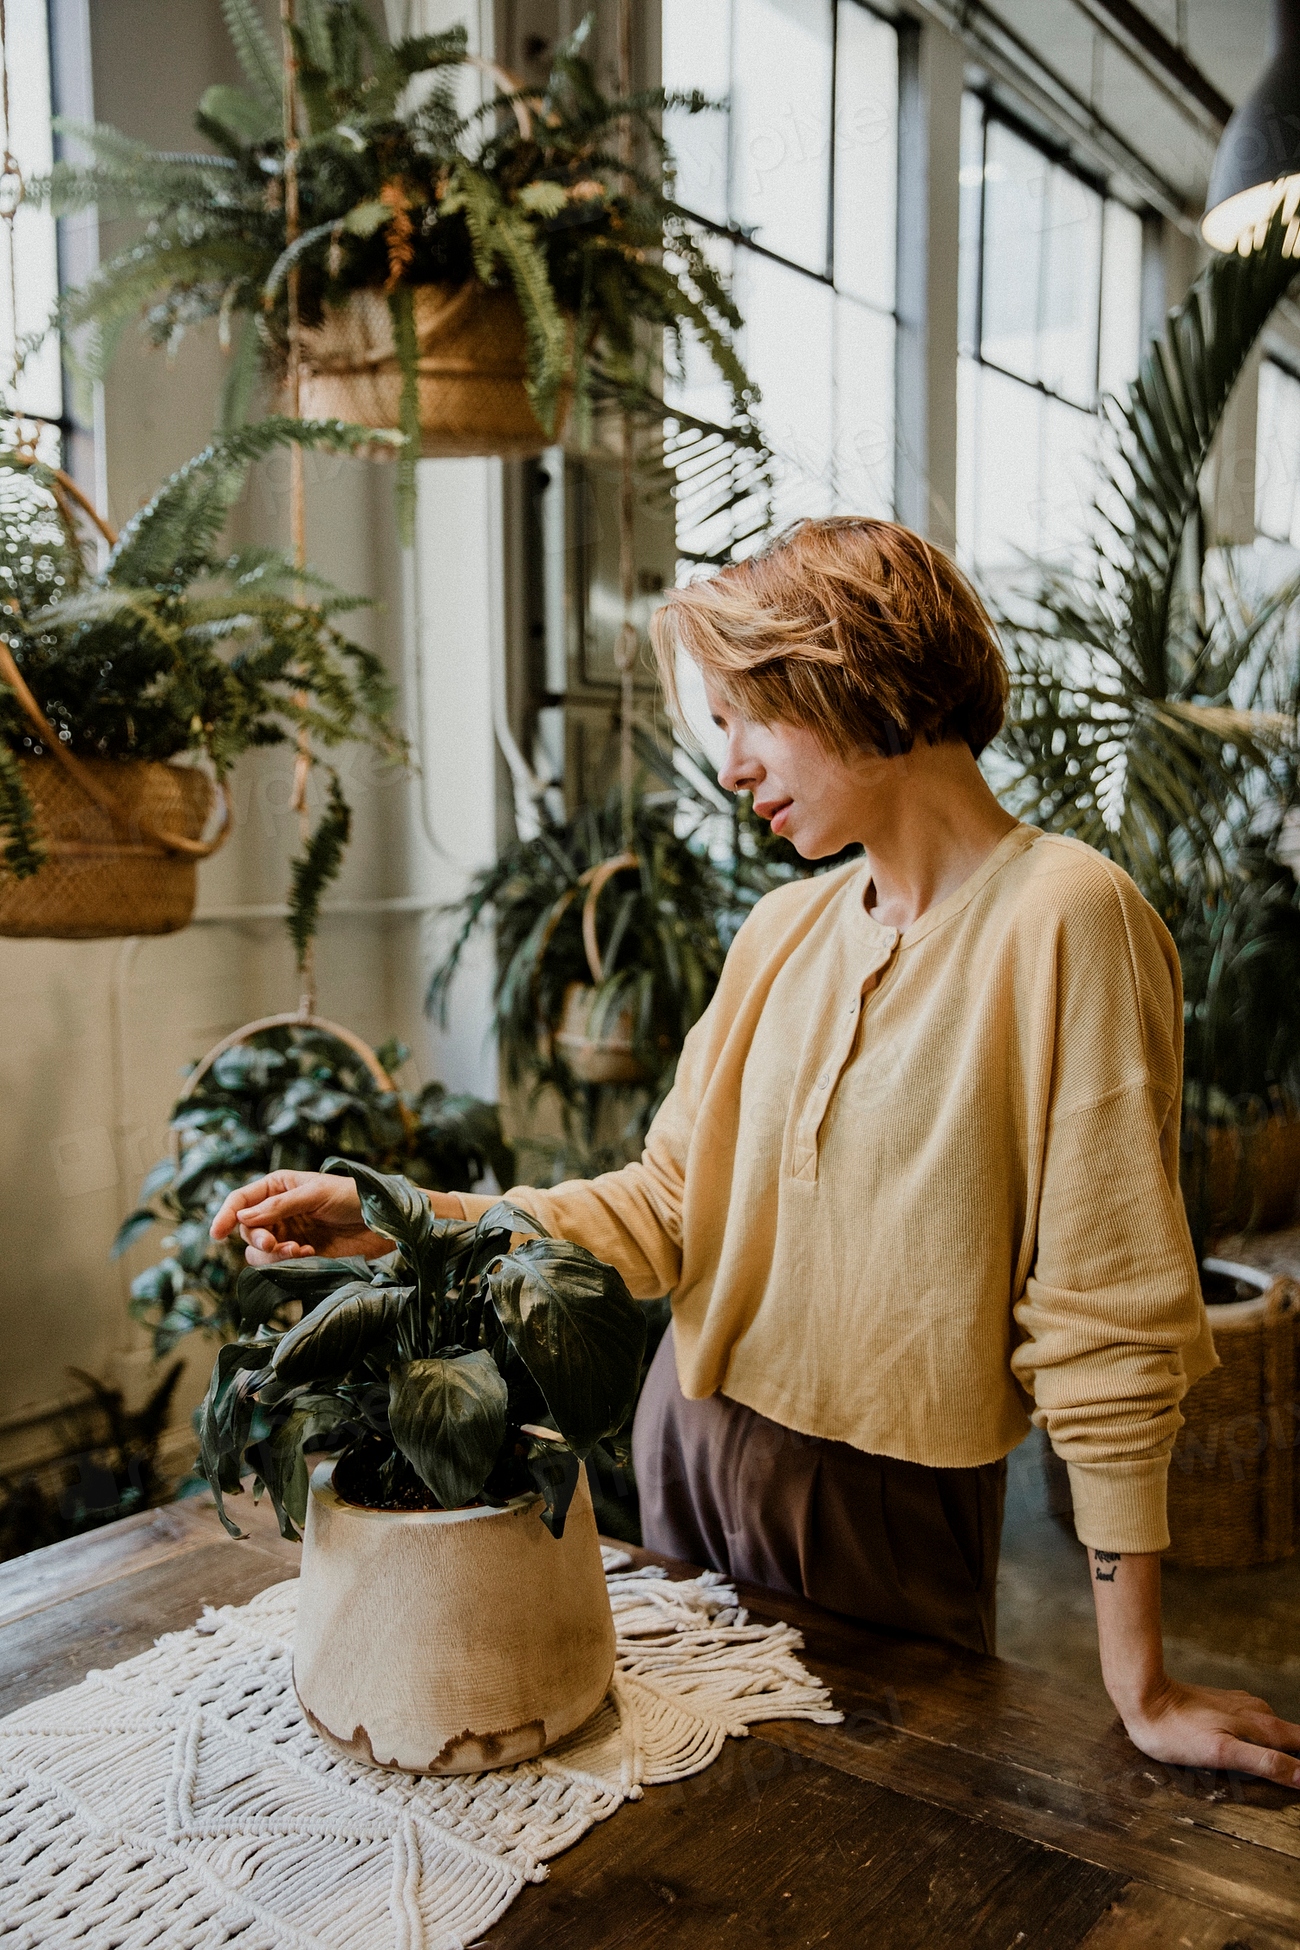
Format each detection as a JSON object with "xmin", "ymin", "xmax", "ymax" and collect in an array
[
  {"xmin": 0, "ymin": 418, "xmax": 405, "ymax": 946},
  {"xmin": 429, "ymin": 789, "xmax": 733, "ymax": 1156},
  {"xmin": 41, "ymin": 6, "xmax": 756, "ymax": 528},
  {"xmin": 198, "ymin": 1160, "xmax": 646, "ymax": 1774},
  {"xmin": 995, "ymin": 196, "xmax": 1300, "ymax": 1252},
  {"xmin": 114, "ymin": 1024, "xmax": 514, "ymax": 1357}
]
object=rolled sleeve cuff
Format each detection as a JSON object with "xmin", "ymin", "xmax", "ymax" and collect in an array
[{"xmin": 1065, "ymin": 1455, "xmax": 1170, "ymax": 1554}]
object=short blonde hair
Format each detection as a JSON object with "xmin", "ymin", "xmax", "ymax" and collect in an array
[{"xmin": 650, "ymin": 517, "xmax": 1008, "ymax": 759}]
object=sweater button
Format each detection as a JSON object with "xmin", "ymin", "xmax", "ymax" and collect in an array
[{"xmin": 817, "ymin": 1071, "xmax": 830, "ymax": 1088}]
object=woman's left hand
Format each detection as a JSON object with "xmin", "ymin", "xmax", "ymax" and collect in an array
[
  {"xmin": 1088, "ymin": 1546, "xmax": 1300, "ymax": 1787},
  {"xmin": 1117, "ymin": 1676, "xmax": 1300, "ymax": 1787}
]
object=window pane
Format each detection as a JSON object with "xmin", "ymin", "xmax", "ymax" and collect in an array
[
  {"xmin": 1039, "ymin": 164, "xmax": 1102, "ymax": 406},
  {"xmin": 833, "ymin": 1, "xmax": 896, "ymax": 312},
  {"xmin": 957, "ymin": 92, "xmax": 984, "ymax": 358},
  {"xmin": 739, "ymin": 250, "xmax": 835, "ymax": 523},
  {"xmin": 1098, "ymin": 200, "xmax": 1143, "ymax": 400},
  {"xmin": 833, "ymin": 296, "xmax": 893, "ymax": 515},
  {"xmin": 731, "ymin": 0, "xmax": 833, "ymax": 275},
  {"xmin": 980, "ymin": 119, "xmax": 1101, "ymax": 409},
  {"xmin": 957, "ymin": 361, "xmax": 1096, "ymax": 575},
  {"xmin": 980, "ymin": 121, "xmax": 1046, "ymax": 387},
  {"xmin": 1256, "ymin": 360, "xmax": 1300, "ymax": 547},
  {"xmin": 3, "ymin": 0, "xmax": 59, "ymax": 424},
  {"xmin": 663, "ymin": 0, "xmax": 731, "ymax": 228}
]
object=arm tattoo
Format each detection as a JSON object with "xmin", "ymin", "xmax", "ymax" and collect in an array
[{"xmin": 1093, "ymin": 1549, "xmax": 1121, "ymax": 1583}]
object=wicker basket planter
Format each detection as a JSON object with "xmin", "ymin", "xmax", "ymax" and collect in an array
[
  {"xmin": 296, "ymin": 283, "xmax": 565, "ymax": 460},
  {"xmin": 546, "ymin": 850, "xmax": 651, "ymax": 1086},
  {"xmin": 554, "ymin": 979, "xmax": 646, "ymax": 1084},
  {"xmin": 0, "ymin": 755, "xmax": 225, "ymax": 939},
  {"xmin": 1165, "ymin": 1268, "xmax": 1299, "ymax": 1570},
  {"xmin": 1039, "ymin": 1267, "xmax": 1300, "ymax": 1570},
  {"xmin": 293, "ymin": 1457, "xmax": 616, "ymax": 1776},
  {"xmin": 1189, "ymin": 1116, "xmax": 1300, "ymax": 1234}
]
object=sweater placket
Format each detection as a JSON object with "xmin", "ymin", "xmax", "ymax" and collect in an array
[{"xmin": 789, "ymin": 923, "xmax": 899, "ymax": 1182}]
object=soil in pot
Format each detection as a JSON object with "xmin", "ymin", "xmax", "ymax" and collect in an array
[{"xmin": 330, "ymin": 1433, "xmax": 536, "ymax": 1514}]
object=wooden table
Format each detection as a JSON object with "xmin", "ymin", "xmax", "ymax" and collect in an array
[{"xmin": 2, "ymin": 1497, "xmax": 1298, "ymax": 1949}]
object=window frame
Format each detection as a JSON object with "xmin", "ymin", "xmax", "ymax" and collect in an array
[
  {"xmin": 664, "ymin": 0, "xmax": 902, "ymax": 526},
  {"xmin": 962, "ymin": 93, "xmax": 1125, "ymax": 424}
]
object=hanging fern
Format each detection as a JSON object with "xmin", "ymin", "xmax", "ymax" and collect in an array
[
  {"xmin": 0, "ymin": 424, "xmax": 406, "ymax": 963},
  {"xmin": 34, "ymin": 6, "xmax": 762, "ymax": 506}
]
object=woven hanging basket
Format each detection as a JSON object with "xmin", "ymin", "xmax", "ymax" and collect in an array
[
  {"xmin": 549, "ymin": 852, "xmax": 649, "ymax": 1086},
  {"xmin": 0, "ymin": 754, "xmax": 223, "ymax": 940},
  {"xmin": 0, "ymin": 467, "xmax": 231, "ymax": 941},
  {"xmin": 296, "ymin": 283, "xmax": 566, "ymax": 460}
]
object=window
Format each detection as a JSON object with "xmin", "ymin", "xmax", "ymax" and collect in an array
[
  {"xmin": 1255, "ymin": 358, "xmax": 1300, "ymax": 549},
  {"xmin": 1, "ymin": 0, "xmax": 61, "ymax": 454},
  {"xmin": 956, "ymin": 96, "xmax": 1143, "ymax": 579},
  {"xmin": 662, "ymin": 0, "xmax": 899, "ymax": 555}
]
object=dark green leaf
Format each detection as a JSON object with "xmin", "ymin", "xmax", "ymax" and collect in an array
[
  {"xmin": 110, "ymin": 1208, "xmax": 158, "ymax": 1258},
  {"xmin": 139, "ymin": 1157, "xmax": 175, "ymax": 1201},
  {"xmin": 270, "ymin": 1278, "xmax": 411, "ymax": 1386},
  {"xmin": 388, "ymin": 1349, "xmax": 507, "ymax": 1508},
  {"xmin": 254, "ymin": 1393, "xmax": 355, "ymax": 1539},
  {"xmin": 197, "ymin": 1343, "xmax": 270, "ymax": 1536},
  {"xmin": 324, "ymin": 1158, "xmax": 430, "ymax": 1253},
  {"xmin": 234, "ymin": 1255, "xmax": 373, "ymax": 1331},
  {"xmin": 487, "ymin": 1240, "xmax": 646, "ymax": 1457},
  {"xmin": 474, "ymin": 1199, "xmax": 551, "ymax": 1241},
  {"xmin": 526, "ymin": 1436, "xmax": 582, "ymax": 1539}
]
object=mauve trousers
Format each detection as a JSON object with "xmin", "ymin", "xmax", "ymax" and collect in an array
[{"xmin": 631, "ymin": 1327, "xmax": 1007, "ymax": 1655}]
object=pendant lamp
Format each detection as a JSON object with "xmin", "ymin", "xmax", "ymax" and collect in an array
[{"xmin": 1202, "ymin": 0, "xmax": 1300, "ymax": 254}]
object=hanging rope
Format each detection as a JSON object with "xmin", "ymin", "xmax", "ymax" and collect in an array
[
  {"xmin": 0, "ymin": 0, "xmax": 26, "ymax": 418},
  {"xmin": 279, "ymin": 0, "xmax": 316, "ymax": 1017},
  {"xmin": 614, "ymin": 0, "xmax": 637, "ymax": 847}
]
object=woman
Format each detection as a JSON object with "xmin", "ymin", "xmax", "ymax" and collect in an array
[{"xmin": 213, "ymin": 518, "xmax": 1300, "ymax": 1788}]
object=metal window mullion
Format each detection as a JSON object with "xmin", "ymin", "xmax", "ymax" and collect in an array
[{"xmin": 827, "ymin": 0, "xmax": 839, "ymax": 287}]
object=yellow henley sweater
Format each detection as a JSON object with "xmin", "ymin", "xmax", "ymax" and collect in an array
[{"xmin": 461, "ymin": 823, "xmax": 1216, "ymax": 1555}]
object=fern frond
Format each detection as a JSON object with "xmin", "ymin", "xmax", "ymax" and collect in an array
[
  {"xmin": 489, "ymin": 207, "xmax": 570, "ymax": 432},
  {"xmin": 0, "ymin": 734, "xmax": 43, "ymax": 880},
  {"xmin": 287, "ymin": 772, "xmax": 351, "ymax": 967},
  {"xmin": 219, "ymin": 0, "xmax": 283, "ymax": 115},
  {"xmin": 219, "ymin": 312, "xmax": 264, "ymax": 431},
  {"xmin": 108, "ymin": 418, "xmax": 399, "ymax": 588}
]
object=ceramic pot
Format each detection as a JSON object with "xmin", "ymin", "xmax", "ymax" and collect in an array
[{"xmin": 292, "ymin": 1457, "xmax": 616, "ymax": 1775}]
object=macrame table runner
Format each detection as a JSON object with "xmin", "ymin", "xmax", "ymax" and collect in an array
[{"xmin": 0, "ymin": 1548, "xmax": 840, "ymax": 1949}]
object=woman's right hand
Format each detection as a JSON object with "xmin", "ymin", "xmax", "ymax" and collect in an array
[{"xmin": 210, "ymin": 1170, "xmax": 463, "ymax": 1265}]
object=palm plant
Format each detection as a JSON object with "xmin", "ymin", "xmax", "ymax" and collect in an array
[
  {"xmin": 38, "ymin": 7, "xmax": 756, "ymax": 476},
  {"xmin": 997, "ymin": 201, "xmax": 1300, "ymax": 1245},
  {"xmin": 0, "ymin": 417, "xmax": 406, "ymax": 954},
  {"xmin": 998, "ymin": 205, "xmax": 1300, "ymax": 894}
]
